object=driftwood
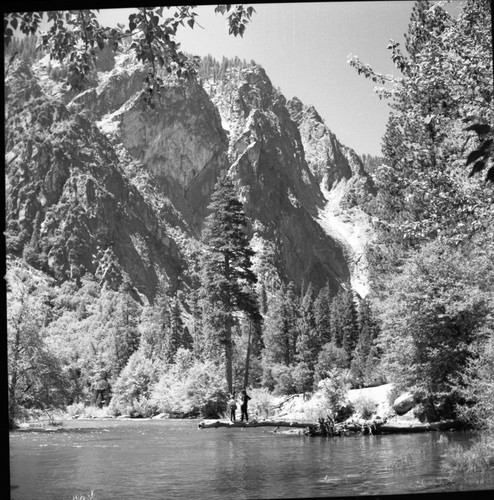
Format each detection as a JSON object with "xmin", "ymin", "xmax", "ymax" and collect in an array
[{"xmin": 198, "ymin": 419, "xmax": 316, "ymax": 430}]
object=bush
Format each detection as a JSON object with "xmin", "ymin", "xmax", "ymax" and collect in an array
[
  {"xmin": 270, "ymin": 364, "xmax": 297, "ymax": 395},
  {"xmin": 248, "ymin": 387, "xmax": 276, "ymax": 419},
  {"xmin": 352, "ymin": 394, "xmax": 376, "ymax": 419},
  {"xmin": 456, "ymin": 333, "xmax": 494, "ymax": 431},
  {"xmin": 318, "ymin": 367, "xmax": 350, "ymax": 420},
  {"xmin": 386, "ymin": 384, "xmax": 402, "ymax": 407},
  {"xmin": 150, "ymin": 354, "xmax": 227, "ymax": 418},
  {"xmin": 314, "ymin": 342, "xmax": 348, "ymax": 386},
  {"xmin": 108, "ymin": 351, "xmax": 160, "ymax": 417}
]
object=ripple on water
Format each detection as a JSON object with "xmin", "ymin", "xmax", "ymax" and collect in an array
[{"xmin": 9, "ymin": 421, "xmax": 494, "ymax": 500}]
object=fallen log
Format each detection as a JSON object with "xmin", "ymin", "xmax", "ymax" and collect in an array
[
  {"xmin": 344, "ymin": 418, "xmax": 462, "ymax": 434},
  {"xmin": 379, "ymin": 419, "xmax": 462, "ymax": 433},
  {"xmin": 198, "ymin": 418, "xmax": 463, "ymax": 434},
  {"xmin": 198, "ymin": 419, "xmax": 317, "ymax": 430}
]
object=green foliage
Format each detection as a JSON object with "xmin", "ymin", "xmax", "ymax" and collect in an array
[
  {"xmin": 150, "ymin": 350, "xmax": 227, "ymax": 418},
  {"xmin": 313, "ymin": 341, "xmax": 348, "ymax": 387},
  {"xmin": 350, "ymin": 0, "xmax": 494, "ymax": 428},
  {"xmin": 349, "ymin": 298, "xmax": 381, "ymax": 388},
  {"xmin": 329, "ymin": 287, "xmax": 358, "ymax": 359},
  {"xmin": 265, "ymin": 363, "xmax": 297, "ymax": 395},
  {"xmin": 200, "ymin": 172, "xmax": 259, "ymax": 392},
  {"xmin": 214, "ymin": 4, "xmax": 256, "ymax": 38},
  {"xmin": 376, "ymin": 240, "xmax": 494, "ymax": 418},
  {"xmin": 262, "ymin": 282, "xmax": 299, "ymax": 367},
  {"xmin": 456, "ymin": 332, "xmax": 494, "ymax": 431},
  {"xmin": 317, "ymin": 367, "xmax": 350, "ymax": 420},
  {"xmin": 7, "ymin": 265, "xmax": 70, "ymax": 427},
  {"xmin": 108, "ymin": 350, "xmax": 161, "ymax": 417},
  {"xmin": 351, "ymin": 0, "xmax": 493, "ymax": 262},
  {"xmin": 292, "ymin": 361, "xmax": 313, "ymax": 394},
  {"xmin": 352, "ymin": 394, "xmax": 377, "ymax": 420},
  {"xmin": 360, "ymin": 154, "xmax": 384, "ymax": 175},
  {"xmin": 4, "ymin": 5, "xmax": 256, "ymax": 96},
  {"xmin": 248, "ymin": 387, "xmax": 276, "ymax": 419}
]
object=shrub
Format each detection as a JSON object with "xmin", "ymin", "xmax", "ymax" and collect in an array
[
  {"xmin": 318, "ymin": 367, "xmax": 350, "ymax": 421},
  {"xmin": 314, "ymin": 342, "xmax": 348, "ymax": 386},
  {"xmin": 150, "ymin": 355, "xmax": 227, "ymax": 418},
  {"xmin": 352, "ymin": 394, "xmax": 376, "ymax": 419},
  {"xmin": 386, "ymin": 384, "xmax": 402, "ymax": 407},
  {"xmin": 248, "ymin": 387, "xmax": 276, "ymax": 419},
  {"xmin": 109, "ymin": 351, "xmax": 160, "ymax": 417},
  {"xmin": 270, "ymin": 363, "xmax": 297, "ymax": 395},
  {"xmin": 456, "ymin": 333, "xmax": 494, "ymax": 431}
]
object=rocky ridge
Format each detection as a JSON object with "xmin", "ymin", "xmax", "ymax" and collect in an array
[{"xmin": 5, "ymin": 51, "xmax": 375, "ymax": 300}]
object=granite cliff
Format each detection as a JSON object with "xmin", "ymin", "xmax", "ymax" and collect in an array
[{"xmin": 5, "ymin": 51, "xmax": 375, "ymax": 301}]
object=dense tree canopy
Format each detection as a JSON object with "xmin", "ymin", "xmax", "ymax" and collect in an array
[{"xmin": 349, "ymin": 0, "xmax": 494, "ymax": 421}]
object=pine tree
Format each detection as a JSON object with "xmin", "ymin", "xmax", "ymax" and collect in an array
[
  {"xmin": 329, "ymin": 286, "xmax": 358, "ymax": 363},
  {"xmin": 168, "ymin": 296, "xmax": 184, "ymax": 360},
  {"xmin": 341, "ymin": 289, "xmax": 359, "ymax": 360},
  {"xmin": 314, "ymin": 281, "xmax": 332, "ymax": 346},
  {"xmin": 295, "ymin": 283, "xmax": 321, "ymax": 368},
  {"xmin": 200, "ymin": 172, "xmax": 259, "ymax": 393},
  {"xmin": 109, "ymin": 278, "xmax": 141, "ymax": 375}
]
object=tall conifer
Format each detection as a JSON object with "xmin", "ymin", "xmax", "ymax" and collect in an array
[{"xmin": 200, "ymin": 172, "xmax": 259, "ymax": 393}]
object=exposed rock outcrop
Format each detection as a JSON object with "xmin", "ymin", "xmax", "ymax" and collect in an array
[
  {"xmin": 5, "ymin": 53, "xmax": 376, "ymax": 300},
  {"xmin": 5, "ymin": 61, "xmax": 183, "ymax": 300},
  {"xmin": 287, "ymin": 96, "xmax": 376, "ymax": 297}
]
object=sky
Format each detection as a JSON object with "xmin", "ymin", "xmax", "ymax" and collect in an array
[{"xmin": 28, "ymin": 1, "xmax": 463, "ymax": 156}]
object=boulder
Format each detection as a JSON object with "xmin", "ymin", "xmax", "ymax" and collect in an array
[{"xmin": 392, "ymin": 393, "xmax": 415, "ymax": 415}]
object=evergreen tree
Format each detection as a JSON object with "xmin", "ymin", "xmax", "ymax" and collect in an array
[
  {"xmin": 168, "ymin": 296, "xmax": 184, "ymax": 360},
  {"xmin": 329, "ymin": 287, "xmax": 358, "ymax": 358},
  {"xmin": 200, "ymin": 172, "xmax": 259, "ymax": 393},
  {"xmin": 314, "ymin": 281, "xmax": 332, "ymax": 346},
  {"xmin": 295, "ymin": 283, "xmax": 322, "ymax": 390},
  {"xmin": 350, "ymin": 296, "xmax": 382, "ymax": 385},
  {"xmin": 109, "ymin": 278, "xmax": 141, "ymax": 376},
  {"xmin": 341, "ymin": 289, "xmax": 359, "ymax": 360},
  {"xmin": 262, "ymin": 282, "xmax": 299, "ymax": 366}
]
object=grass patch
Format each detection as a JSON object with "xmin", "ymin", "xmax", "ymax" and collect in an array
[
  {"xmin": 73, "ymin": 491, "xmax": 94, "ymax": 500},
  {"xmin": 387, "ymin": 445, "xmax": 428, "ymax": 471},
  {"xmin": 445, "ymin": 433, "xmax": 494, "ymax": 475}
]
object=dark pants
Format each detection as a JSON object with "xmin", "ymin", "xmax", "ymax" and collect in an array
[
  {"xmin": 240, "ymin": 405, "xmax": 248, "ymax": 422},
  {"xmin": 230, "ymin": 408, "xmax": 236, "ymax": 421}
]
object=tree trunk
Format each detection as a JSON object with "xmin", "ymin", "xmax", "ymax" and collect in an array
[
  {"xmin": 225, "ymin": 340, "xmax": 233, "ymax": 394},
  {"xmin": 244, "ymin": 320, "xmax": 251, "ymax": 389}
]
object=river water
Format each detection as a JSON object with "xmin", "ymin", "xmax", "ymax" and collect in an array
[{"xmin": 9, "ymin": 419, "xmax": 494, "ymax": 499}]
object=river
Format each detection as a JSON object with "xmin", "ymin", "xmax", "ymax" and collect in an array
[{"xmin": 9, "ymin": 419, "xmax": 494, "ymax": 499}]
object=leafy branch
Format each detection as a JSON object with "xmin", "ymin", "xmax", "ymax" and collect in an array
[
  {"xmin": 464, "ymin": 122, "xmax": 494, "ymax": 183},
  {"xmin": 4, "ymin": 4, "xmax": 256, "ymax": 100}
]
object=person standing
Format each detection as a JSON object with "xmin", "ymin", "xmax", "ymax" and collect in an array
[
  {"xmin": 240, "ymin": 389, "xmax": 251, "ymax": 422},
  {"xmin": 228, "ymin": 393, "xmax": 237, "ymax": 422}
]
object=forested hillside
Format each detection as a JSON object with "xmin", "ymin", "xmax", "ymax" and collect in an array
[{"xmin": 5, "ymin": 1, "xmax": 494, "ymax": 438}]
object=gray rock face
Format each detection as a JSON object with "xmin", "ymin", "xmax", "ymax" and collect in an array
[
  {"xmin": 393, "ymin": 393, "xmax": 416, "ymax": 415},
  {"xmin": 5, "ymin": 55, "xmax": 375, "ymax": 299},
  {"xmin": 5, "ymin": 62, "xmax": 183, "ymax": 300}
]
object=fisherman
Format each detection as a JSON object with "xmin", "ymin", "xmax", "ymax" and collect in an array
[
  {"xmin": 240, "ymin": 389, "xmax": 251, "ymax": 422},
  {"xmin": 228, "ymin": 392, "xmax": 237, "ymax": 422}
]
